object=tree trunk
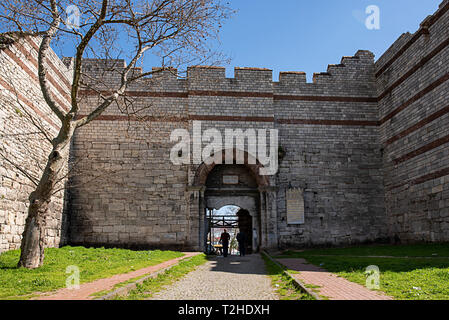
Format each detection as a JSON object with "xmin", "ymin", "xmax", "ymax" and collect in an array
[
  {"xmin": 18, "ymin": 122, "xmax": 74, "ymax": 269},
  {"xmin": 17, "ymin": 192, "xmax": 49, "ymax": 268}
]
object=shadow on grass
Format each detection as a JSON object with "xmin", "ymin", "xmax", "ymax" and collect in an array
[
  {"xmin": 278, "ymin": 243, "xmax": 449, "ymax": 258},
  {"xmin": 275, "ymin": 243, "xmax": 449, "ymax": 274},
  {"xmin": 297, "ymin": 255, "xmax": 449, "ymax": 274},
  {"xmin": 275, "ymin": 246, "xmax": 449, "ymax": 300}
]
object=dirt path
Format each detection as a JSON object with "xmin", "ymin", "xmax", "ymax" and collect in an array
[{"xmin": 150, "ymin": 254, "xmax": 278, "ymax": 300}]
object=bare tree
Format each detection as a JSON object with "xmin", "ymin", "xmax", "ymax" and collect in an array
[{"xmin": 0, "ymin": 0, "xmax": 232, "ymax": 268}]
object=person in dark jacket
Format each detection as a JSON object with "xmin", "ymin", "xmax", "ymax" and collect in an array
[
  {"xmin": 236, "ymin": 231, "xmax": 247, "ymax": 256},
  {"xmin": 220, "ymin": 229, "xmax": 231, "ymax": 257}
]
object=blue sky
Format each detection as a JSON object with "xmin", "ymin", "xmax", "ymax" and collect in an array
[
  {"xmin": 52, "ymin": 0, "xmax": 441, "ymax": 82},
  {"xmin": 216, "ymin": 0, "xmax": 441, "ymax": 81}
]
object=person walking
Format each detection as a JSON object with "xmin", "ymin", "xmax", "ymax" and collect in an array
[
  {"xmin": 219, "ymin": 229, "xmax": 231, "ymax": 257},
  {"xmin": 236, "ymin": 231, "xmax": 247, "ymax": 256}
]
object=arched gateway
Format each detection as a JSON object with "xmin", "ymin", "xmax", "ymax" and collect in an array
[{"xmin": 189, "ymin": 149, "xmax": 279, "ymax": 252}]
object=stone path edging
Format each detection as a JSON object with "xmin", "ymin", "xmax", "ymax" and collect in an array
[
  {"xmin": 36, "ymin": 252, "xmax": 200, "ymax": 300},
  {"xmin": 261, "ymin": 251, "xmax": 321, "ymax": 300}
]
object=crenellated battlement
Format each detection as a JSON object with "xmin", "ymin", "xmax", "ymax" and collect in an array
[
  {"xmin": 278, "ymin": 71, "xmax": 307, "ymax": 85},
  {"xmin": 80, "ymin": 48, "xmax": 377, "ymax": 96},
  {"xmin": 375, "ymin": 0, "xmax": 449, "ymax": 75}
]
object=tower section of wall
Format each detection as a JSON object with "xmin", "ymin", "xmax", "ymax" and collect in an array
[
  {"xmin": 0, "ymin": 36, "xmax": 72, "ymax": 252},
  {"xmin": 274, "ymin": 50, "xmax": 386, "ymax": 247},
  {"xmin": 375, "ymin": 0, "xmax": 449, "ymax": 242}
]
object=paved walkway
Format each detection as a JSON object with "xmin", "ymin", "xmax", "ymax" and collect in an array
[
  {"xmin": 150, "ymin": 254, "xmax": 278, "ymax": 300},
  {"xmin": 277, "ymin": 258, "xmax": 393, "ymax": 300},
  {"xmin": 36, "ymin": 252, "xmax": 200, "ymax": 300}
]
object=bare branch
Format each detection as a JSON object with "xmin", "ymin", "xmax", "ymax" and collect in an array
[
  {"xmin": 70, "ymin": 0, "xmax": 109, "ymax": 117},
  {"xmin": 0, "ymin": 152, "xmax": 39, "ymax": 186},
  {"xmin": 37, "ymin": 0, "xmax": 66, "ymax": 122}
]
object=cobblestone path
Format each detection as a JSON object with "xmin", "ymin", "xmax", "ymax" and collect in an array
[{"xmin": 150, "ymin": 254, "xmax": 279, "ymax": 300}]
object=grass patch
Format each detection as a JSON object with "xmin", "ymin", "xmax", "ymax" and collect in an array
[
  {"xmin": 0, "ymin": 246, "xmax": 183, "ymax": 299},
  {"xmin": 261, "ymin": 253, "xmax": 313, "ymax": 300},
  {"xmin": 114, "ymin": 254, "xmax": 208, "ymax": 300},
  {"xmin": 277, "ymin": 244, "xmax": 449, "ymax": 300}
]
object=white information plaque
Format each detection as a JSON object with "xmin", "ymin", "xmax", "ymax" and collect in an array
[{"xmin": 286, "ymin": 188, "xmax": 305, "ymax": 224}]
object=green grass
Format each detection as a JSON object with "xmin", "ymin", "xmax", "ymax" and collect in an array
[
  {"xmin": 114, "ymin": 254, "xmax": 208, "ymax": 300},
  {"xmin": 261, "ymin": 253, "xmax": 313, "ymax": 300},
  {"xmin": 0, "ymin": 246, "xmax": 183, "ymax": 299},
  {"xmin": 276, "ymin": 243, "xmax": 449, "ymax": 300}
]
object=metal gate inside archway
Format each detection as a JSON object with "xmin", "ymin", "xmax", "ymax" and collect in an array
[{"xmin": 206, "ymin": 206, "xmax": 253, "ymax": 255}]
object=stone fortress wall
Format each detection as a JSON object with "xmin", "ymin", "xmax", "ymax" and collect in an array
[
  {"xmin": 0, "ymin": 0, "xmax": 448, "ymax": 252},
  {"xmin": 68, "ymin": 47, "xmax": 386, "ymax": 250},
  {"xmin": 376, "ymin": 0, "xmax": 449, "ymax": 242},
  {"xmin": 0, "ymin": 36, "xmax": 72, "ymax": 252}
]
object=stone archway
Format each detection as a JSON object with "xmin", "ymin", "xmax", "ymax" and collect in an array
[
  {"xmin": 193, "ymin": 149, "xmax": 269, "ymax": 188},
  {"xmin": 190, "ymin": 149, "xmax": 278, "ymax": 252}
]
